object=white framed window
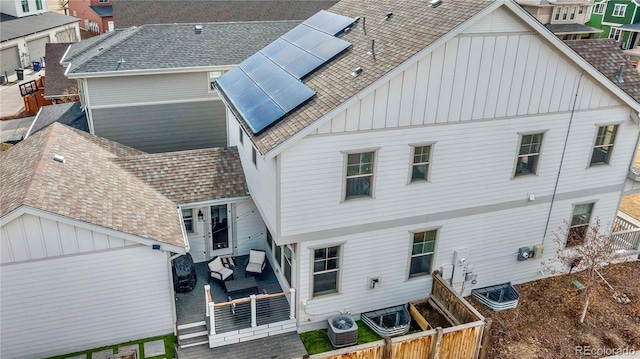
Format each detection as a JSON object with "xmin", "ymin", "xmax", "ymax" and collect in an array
[
  {"xmin": 283, "ymin": 245, "xmax": 293, "ymax": 286},
  {"xmin": 566, "ymin": 203, "xmax": 594, "ymax": 247},
  {"xmin": 613, "ymin": 4, "xmax": 627, "ymax": 17},
  {"xmin": 590, "ymin": 124, "xmax": 618, "ymax": 166},
  {"xmin": 36, "ymin": 0, "xmax": 43, "ymax": 10},
  {"xmin": 609, "ymin": 27, "xmax": 622, "ymax": 41},
  {"xmin": 554, "ymin": 7, "xmax": 561, "ymax": 20},
  {"xmin": 238, "ymin": 126, "xmax": 244, "ymax": 145},
  {"xmin": 578, "ymin": 6, "xmax": 584, "ymax": 15},
  {"xmin": 21, "ymin": 0, "xmax": 29, "ymax": 12},
  {"xmin": 514, "ymin": 133, "xmax": 544, "ymax": 177},
  {"xmin": 408, "ymin": 230, "xmax": 437, "ymax": 278},
  {"xmin": 252, "ymin": 146, "xmax": 257, "ymax": 167},
  {"xmin": 562, "ymin": 6, "xmax": 569, "ymax": 20},
  {"xmin": 410, "ymin": 144, "xmax": 432, "ymax": 182},
  {"xmin": 593, "ymin": 2, "xmax": 605, "ymax": 15},
  {"xmin": 344, "ymin": 151, "xmax": 376, "ymax": 200},
  {"xmin": 209, "ymin": 71, "xmax": 224, "ymax": 91},
  {"xmin": 570, "ymin": 7, "xmax": 576, "ymax": 20},
  {"xmin": 182, "ymin": 209, "xmax": 194, "ymax": 233},
  {"xmin": 312, "ymin": 245, "xmax": 341, "ymax": 297}
]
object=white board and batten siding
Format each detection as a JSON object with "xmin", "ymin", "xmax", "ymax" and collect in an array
[
  {"xmin": 1, "ymin": 215, "xmax": 173, "ymax": 359},
  {"xmin": 234, "ymin": 198, "xmax": 268, "ymax": 255}
]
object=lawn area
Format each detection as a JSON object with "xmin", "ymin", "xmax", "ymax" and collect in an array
[
  {"xmin": 44, "ymin": 335, "xmax": 176, "ymax": 359},
  {"xmin": 469, "ymin": 261, "xmax": 640, "ymax": 359},
  {"xmin": 299, "ymin": 320, "xmax": 381, "ymax": 355}
]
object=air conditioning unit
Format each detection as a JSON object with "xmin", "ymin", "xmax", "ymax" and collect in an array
[{"xmin": 327, "ymin": 315, "xmax": 358, "ymax": 348}]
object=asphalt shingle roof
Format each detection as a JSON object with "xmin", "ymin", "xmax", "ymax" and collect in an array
[
  {"xmin": 0, "ymin": 12, "xmax": 79, "ymax": 42},
  {"xmin": 565, "ymin": 39, "xmax": 640, "ymax": 104},
  {"xmin": 65, "ymin": 21, "xmax": 301, "ymax": 74},
  {"xmin": 113, "ymin": 0, "xmax": 338, "ymax": 28},
  {"xmin": 544, "ymin": 23, "xmax": 602, "ymax": 34},
  {"xmin": 115, "ymin": 147, "xmax": 250, "ymax": 205},
  {"xmin": 28, "ymin": 102, "xmax": 88, "ymax": 137},
  {"xmin": 0, "ymin": 123, "xmax": 186, "ymax": 248},
  {"xmin": 44, "ymin": 43, "xmax": 77, "ymax": 98},
  {"xmin": 226, "ymin": 0, "xmax": 495, "ymax": 155}
]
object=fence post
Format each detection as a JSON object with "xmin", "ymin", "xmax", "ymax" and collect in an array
[
  {"xmin": 204, "ymin": 285, "xmax": 211, "ymax": 317},
  {"xmin": 251, "ymin": 294, "xmax": 257, "ymax": 327},
  {"xmin": 478, "ymin": 318, "xmax": 492, "ymax": 359},
  {"xmin": 383, "ymin": 337, "xmax": 392, "ymax": 359},
  {"xmin": 429, "ymin": 327, "xmax": 443, "ymax": 359},
  {"xmin": 209, "ymin": 301, "xmax": 216, "ymax": 335},
  {"xmin": 289, "ymin": 288, "xmax": 296, "ymax": 319}
]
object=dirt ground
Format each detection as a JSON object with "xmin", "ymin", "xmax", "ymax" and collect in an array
[
  {"xmin": 468, "ymin": 261, "xmax": 640, "ymax": 359},
  {"xmin": 619, "ymin": 147, "xmax": 640, "ymax": 221},
  {"xmin": 415, "ymin": 301, "xmax": 453, "ymax": 329}
]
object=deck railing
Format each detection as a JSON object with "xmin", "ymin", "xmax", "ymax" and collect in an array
[{"xmin": 612, "ymin": 212, "xmax": 640, "ymax": 252}]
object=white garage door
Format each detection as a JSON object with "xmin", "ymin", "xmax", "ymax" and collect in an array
[
  {"xmin": 1, "ymin": 46, "xmax": 20, "ymax": 76},
  {"xmin": 27, "ymin": 36, "xmax": 49, "ymax": 63}
]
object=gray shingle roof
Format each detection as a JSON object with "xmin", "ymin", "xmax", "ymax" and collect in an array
[
  {"xmin": 0, "ymin": 123, "xmax": 186, "ymax": 248},
  {"xmin": 27, "ymin": 102, "xmax": 88, "ymax": 137},
  {"xmin": 113, "ymin": 0, "xmax": 338, "ymax": 28},
  {"xmin": 89, "ymin": 5, "xmax": 113, "ymax": 17},
  {"xmin": 544, "ymin": 23, "xmax": 602, "ymax": 34},
  {"xmin": 115, "ymin": 147, "xmax": 250, "ymax": 205},
  {"xmin": 44, "ymin": 43, "xmax": 77, "ymax": 98},
  {"xmin": 224, "ymin": 0, "xmax": 495, "ymax": 155},
  {"xmin": 565, "ymin": 39, "xmax": 640, "ymax": 104},
  {"xmin": 66, "ymin": 21, "xmax": 300, "ymax": 74},
  {"xmin": 0, "ymin": 12, "xmax": 79, "ymax": 42}
]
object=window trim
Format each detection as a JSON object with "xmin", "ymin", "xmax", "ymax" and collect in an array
[
  {"xmin": 512, "ymin": 130, "xmax": 547, "ymax": 178},
  {"xmin": 36, "ymin": 0, "xmax": 43, "ymax": 10},
  {"xmin": 341, "ymin": 148, "xmax": 380, "ymax": 202},
  {"xmin": 578, "ymin": 6, "xmax": 584, "ymax": 15},
  {"xmin": 182, "ymin": 208, "xmax": 195, "ymax": 234},
  {"xmin": 565, "ymin": 202, "xmax": 595, "ymax": 248},
  {"xmin": 21, "ymin": 0, "xmax": 29, "ymax": 12},
  {"xmin": 593, "ymin": 2, "xmax": 605, "ymax": 15},
  {"xmin": 406, "ymin": 227, "xmax": 440, "ymax": 280},
  {"xmin": 310, "ymin": 243, "xmax": 344, "ymax": 298},
  {"xmin": 554, "ymin": 6, "xmax": 561, "ymax": 20},
  {"xmin": 408, "ymin": 142, "xmax": 435, "ymax": 184},
  {"xmin": 588, "ymin": 123, "xmax": 620, "ymax": 167},
  {"xmin": 613, "ymin": 3, "xmax": 627, "ymax": 17},
  {"xmin": 562, "ymin": 6, "xmax": 569, "ymax": 20},
  {"xmin": 609, "ymin": 27, "xmax": 622, "ymax": 41},
  {"xmin": 570, "ymin": 6, "xmax": 577, "ymax": 20}
]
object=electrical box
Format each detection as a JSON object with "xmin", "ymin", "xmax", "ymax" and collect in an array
[
  {"xmin": 453, "ymin": 249, "xmax": 469, "ymax": 265},
  {"xmin": 533, "ymin": 244, "xmax": 544, "ymax": 259},
  {"xmin": 517, "ymin": 247, "xmax": 530, "ymax": 261},
  {"xmin": 440, "ymin": 264, "xmax": 454, "ymax": 280}
]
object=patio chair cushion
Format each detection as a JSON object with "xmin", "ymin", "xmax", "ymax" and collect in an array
[
  {"xmin": 246, "ymin": 249, "xmax": 266, "ymax": 275},
  {"xmin": 208, "ymin": 257, "xmax": 233, "ymax": 281},
  {"xmin": 246, "ymin": 262, "xmax": 264, "ymax": 274}
]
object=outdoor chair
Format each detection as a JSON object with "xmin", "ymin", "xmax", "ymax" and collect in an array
[
  {"xmin": 208, "ymin": 256, "xmax": 234, "ymax": 283},
  {"xmin": 245, "ymin": 249, "xmax": 267, "ymax": 279}
]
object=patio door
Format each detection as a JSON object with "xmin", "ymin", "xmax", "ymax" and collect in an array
[{"xmin": 210, "ymin": 204, "xmax": 232, "ymax": 257}]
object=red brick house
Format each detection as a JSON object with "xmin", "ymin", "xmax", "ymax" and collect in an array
[{"xmin": 68, "ymin": 0, "xmax": 113, "ymax": 34}]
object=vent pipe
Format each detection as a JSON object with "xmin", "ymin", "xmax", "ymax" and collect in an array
[
  {"xmin": 368, "ymin": 39, "xmax": 375, "ymax": 55},
  {"xmin": 615, "ymin": 63, "xmax": 624, "ymax": 83},
  {"xmin": 430, "ymin": 0, "xmax": 442, "ymax": 8},
  {"xmin": 53, "ymin": 154, "xmax": 65, "ymax": 163}
]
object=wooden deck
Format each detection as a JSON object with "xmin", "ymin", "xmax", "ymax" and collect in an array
[{"xmin": 176, "ymin": 332, "xmax": 307, "ymax": 359}]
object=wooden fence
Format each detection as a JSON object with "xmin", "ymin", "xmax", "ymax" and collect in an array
[{"xmin": 300, "ymin": 272, "xmax": 492, "ymax": 359}]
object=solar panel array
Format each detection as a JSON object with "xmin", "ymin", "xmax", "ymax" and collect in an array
[{"xmin": 216, "ymin": 10, "xmax": 357, "ymax": 134}]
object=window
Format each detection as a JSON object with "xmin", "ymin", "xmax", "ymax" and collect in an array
[
  {"xmin": 411, "ymin": 145, "xmax": 432, "ymax": 182},
  {"xmin": 238, "ymin": 127, "xmax": 244, "ymax": 145},
  {"xmin": 562, "ymin": 7, "xmax": 569, "ymax": 20},
  {"xmin": 312, "ymin": 246, "xmax": 340, "ymax": 297},
  {"xmin": 409, "ymin": 230, "xmax": 437, "ymax": 278},
  {"xmin": 266, "ymin": 230, "xmax": 273, "ymax": 251},
  {"xmin": 609, "ymin": 28, "xmax": 622, "ymax": 41},
  {"xmin": 578, "ymin": 6, "xmax": 584, "ymax": 14},
  {"xmin": 515, "ymin": 133, "xmax": 544, "ymax": 176},
  {"xmin": 36, "ymin": 0, "xmax": 42, "ymax": 10},
  {"xmin": 209, "ymin": 71, "xmax": 224, "ymax": 90},
  {"xmin": 283, "ymin": 245, "xmax": 293, "ymax": 286},
  {"xmin": 345, "ymin": 151, "xmax": 375, "ymax": 199},
  {"xmin": 252, "ymin": 147, "xmax": 257, "ymax": 166},
  {"xmin": 570, "ymin": 7, "xmax": 576, "ymax": 20},
  {"xmin": 593, "ymin": 2, "xmax": 605, "ymax": 15},
  {"xmin": 182, "ymin": 209, "xmax": 194, "ymax": 233},
  {"xmin": 567, "ymin": 203, "xmax": 594, "ymax": 247},
  {"xmin": 554, "ymin": 7, "xmax": 561, "ymax": 20},
  {"xmin": 99, "ymin": 0, "xmax": 109, "ymax": 2},
  {"xmin": 590, "ymin": 124, "xmax": 618, "ymax": 166},
  {"xmin": 275, "ymin": 244, "xmax": 282, "ymax": 267},
  {"xmin": 613, "ymin": 4, "xmax": 626, "ymax": 17},
  {"xmin": 21, "ymin": 0, "xmax": 29, "ymax": 12}
]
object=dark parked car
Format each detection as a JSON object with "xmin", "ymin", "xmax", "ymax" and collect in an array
[{"xmin": 172, "ymin": 253, "xmax": 197, "ymax": 293}]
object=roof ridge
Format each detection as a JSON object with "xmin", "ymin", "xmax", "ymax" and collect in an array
[
  {"xmin": 71, "ymin": 26, "xmax": 144, "ymax": 70},
  {"xmin": 21, "ymin": 124, "xmax": 59, "ymax": 207}
]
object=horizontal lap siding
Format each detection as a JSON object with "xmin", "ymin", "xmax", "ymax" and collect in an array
[
  {"xmin": 92, "ymin": 100, "xmax": 226, "ymax": 153},
  {"xmin": 0, "ymin": 245, "xmax": 173, "ymax": 359},
  {"xmin": 280, "ymin": 107, "xmax": 636, "ymax": 237}
]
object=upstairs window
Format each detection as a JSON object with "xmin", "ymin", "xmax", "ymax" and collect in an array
[
  {"xmin": 609, "ymin": 28, "xmax": 622, "ymax": 41},
  {"xmin": 570, "ymin": 6, "xmax": 576, "ymax": 20},
  {"xmin": 593, "ymin": 2, "xmax": 605, "ymax": 15},
  {"xmin": 411, "ymin": 145, "xmax": 432, "ymax": 182},
  {"xmin": 515, "ymin": 133, "xmax": 544, "ymax": 177},
  {"xmin": 345, "ymin": 151, "xmax": 375, "ymax": 200},
  {"xmin": 590, "ymin": 124, "xmax": 618, "ymax": 166},
  {"xmin": 36, "ymin": 0, "xmax": 43, "ymax": 10},
  {"xmin": 613, "ymin": 4, "xmax": 626, "ymax": 17},
  {"xmin": 99, "ymin": 0, "xmax": 109, "ymax": 2},
  {"xmin": 578, "ymin": 6, "xmax": 584, "ymax": 14},
  {"xmin": 21, "ymin": 0, "xmax": 29, "ymax": 12},
  {"xmin": 554, "ymin": 7, "xmax": 561, "ymax": 20},
  {"xmin": 562, "ymin": 6, "xmax": 569, "ymax": 20},
  {"xmin": 566, "ymin": 203, "xmax": 594, "ymax": 247}
]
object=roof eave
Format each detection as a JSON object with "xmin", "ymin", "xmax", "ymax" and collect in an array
[{"xmin": 66, "ymin": 64, "xmax": 236, "ymax": 79}]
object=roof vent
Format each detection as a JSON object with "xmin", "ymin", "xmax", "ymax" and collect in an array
[
  {"xmin": 98, "ymin": 47, "xmax": 103, "ymax": 52},
  {"xmin": 368, "ymin": 39, "xmax": 375, "ymax": 55},
  {"xmin": 195, "ymin": 25, "xmax": 203, "ymax": 34},
  {"xmin": 118, "ymin": 53, "xmax": 125, "ymax": 64},
  {"xmin": 615, "ymin": 63, "xmax": 624, "ymax": 83},
  {"xmin": 386, "ymin": 12, "xmax": 393, "ymax": 20},
  {"xmin": 53, "ymin": 154, "xmax": 65, "ymax": 163},
  {"xmin": 352, "ymin": 67, "xmax": 363, "ymax": 77},
  {"xmin": 430, "ymin": 0, "xmax": 442, "ymax": 8}
]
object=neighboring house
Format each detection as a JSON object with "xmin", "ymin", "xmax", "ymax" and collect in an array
[
  {"xmin": 67, "ymin": 0, "xmax": 113, "ymax": 34},
  {"xmin": 0, "ymin": 122, "xmax": 266, "ymax": 358},
  {"xmin": 0, "ymin": 0, "xmax": 80, "ymax": 75},
  {"xmin": 60, "ymin": 21, "xmax": 300, "ymax": 153},
  {"xmin": 25, "ymin": 102, "xmax": 88, "ymax": 137},
  {"xmin": 587, "ymin": 0, "xmax": 640, "ymax": 46},
  {"xmin": 214, "ymin": 0, "xmax": 640, "ymax": 335},
  {"xmin": 518, "ymin": 0, "xmax": 603, "ymax": 39},
  {"xmin": 113, "ymin": 0, "xmax": 338, "ymax": 28},
  {"xmin": 44, "ymin": 42, "xmax": 78, "ymax": 101}
]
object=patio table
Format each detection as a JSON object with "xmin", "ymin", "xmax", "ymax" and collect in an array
[{"xmin": 224, "ymin": 276, "xmax": 258, "ymax": 298}]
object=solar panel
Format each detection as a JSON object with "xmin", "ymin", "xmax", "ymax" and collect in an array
[
  {"xmin": 303, "ymin": 10, "xmax": 357, "ymax": 35},
  {"xmin": 308, "ymin": 36, "xmax": 351, "ymax": 61}
]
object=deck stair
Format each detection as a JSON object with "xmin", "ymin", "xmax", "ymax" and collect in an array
[{"xmin": 177, "ymin": 321, "xmax": 208, "ymax": 348}]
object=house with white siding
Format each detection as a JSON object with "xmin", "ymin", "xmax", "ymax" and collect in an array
[
  {"xmin": 213, "ymin": 0, "xmax": 640, "ymax": 335},
  {"xmin": 59, "ymin": 21, "xmax": 300, "ymax": 153}
]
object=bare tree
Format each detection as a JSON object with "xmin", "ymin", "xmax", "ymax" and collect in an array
[{"xmin": 543, "ymin": 217, "xmax": 625, "ymax": 323}]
